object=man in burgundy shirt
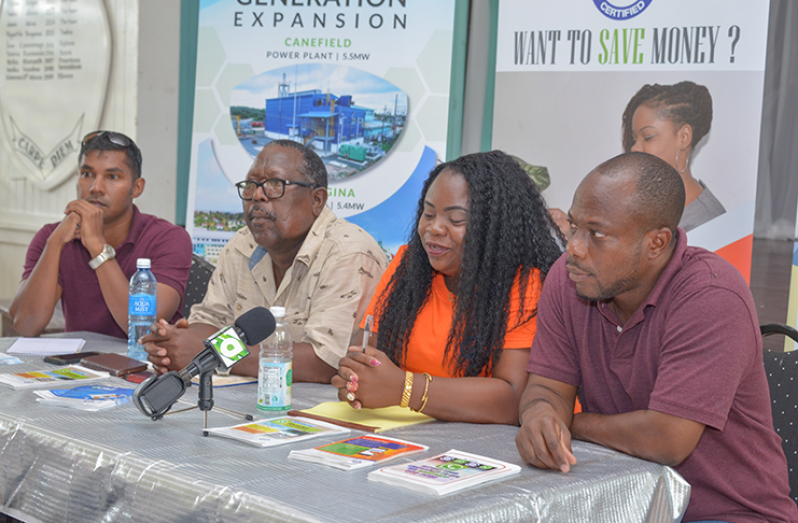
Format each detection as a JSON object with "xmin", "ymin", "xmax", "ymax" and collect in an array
[
  {"xmin": 516, "ymin": 152, "xmax": 797, "ymax": 523},
  {"xmin": 10, "ymin": 131, "xmax": 192, "ymax": 339}
]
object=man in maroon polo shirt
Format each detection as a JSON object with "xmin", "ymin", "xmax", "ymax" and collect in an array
[
  {"xmin": 516, "ymin": 152, "xmax": 797, "ymax": 523},
  {"xmin": 10, "ymin": 131, "xmax": 192, "ymax": 339}
]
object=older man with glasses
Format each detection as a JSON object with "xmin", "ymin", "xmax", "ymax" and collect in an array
[
  {"xmin": 142, "ymin": 140, "xmax": 387, "ymax": 383},
  {"xmin": 10, "ymin": 131, "xmax": 193, "ymax": 339}
]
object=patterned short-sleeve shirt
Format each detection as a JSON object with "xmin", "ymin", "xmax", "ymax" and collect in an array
[{"xmin": 189, "ymin": 206, "xmax": 388, "ymax": 368}]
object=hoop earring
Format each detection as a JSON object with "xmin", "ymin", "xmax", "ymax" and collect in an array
[{"xmin": 675, "ymin": 148, "xmax": 689, "ymax": 174}]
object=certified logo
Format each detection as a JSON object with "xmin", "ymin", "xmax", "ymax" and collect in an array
[{"xmin": 593, "ymin": 0, "xmax": 653, "ymax": 21}]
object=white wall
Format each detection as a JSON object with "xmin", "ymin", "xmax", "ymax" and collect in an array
[
  {"xmin": 135, "ymin": 0, "xmax": 181, "ymax": 221},
  {"xmin": 0, "ymin": 0, "xmax": 182, "ymax": 301},
  {"xmin": 461, "ymin": 0, "xmax": 490, "ymax": 156}
]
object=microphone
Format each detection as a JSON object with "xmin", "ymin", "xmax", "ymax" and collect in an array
[{"xmin": 133, "ymin": 307, "xmax": 276, "ymax": 420}]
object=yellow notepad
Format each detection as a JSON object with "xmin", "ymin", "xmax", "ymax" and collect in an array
[{"xmin": 289, "ymin": 402, "xmax": 434, "ymax": 433}]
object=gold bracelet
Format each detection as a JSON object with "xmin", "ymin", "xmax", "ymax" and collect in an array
[
  {"xmin": 399, "ymin": 371, "xmax": 413, "ymax": 408},
  {"xmin": 411, "ymin": 373, "xmax": 433, "ymax": 413}
]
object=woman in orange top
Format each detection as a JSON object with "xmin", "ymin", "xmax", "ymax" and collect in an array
[{"xmin": 332, "ymin": 151, "xmax": 563, "ymax": 424}]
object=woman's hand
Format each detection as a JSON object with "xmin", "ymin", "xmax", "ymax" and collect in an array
[{"xmin": 331, "ymin": 346, "xmax": 405, "ymax": 409}]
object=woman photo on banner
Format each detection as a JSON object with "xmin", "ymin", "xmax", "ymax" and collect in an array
[
  {"xmin": 622, "ymin": 80, "xmax": 726, "ymax": 232},
  {"xmin": 331, "ymin": 151, "xmax": 564, "ymax": 424}
]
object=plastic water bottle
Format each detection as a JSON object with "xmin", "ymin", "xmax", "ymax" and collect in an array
[
  {"xmin": 257, "ymin": 306, "xmax": 293, "ymax": 411},
  {"xmin": 128, "ymin": 258, "xmax": 157, "ymax": 361}
]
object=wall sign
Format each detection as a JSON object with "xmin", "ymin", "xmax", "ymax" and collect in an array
[
  {"xmin": 0, "ymin": 0, "xmax": 111, "ymax": 189},
  {"xmin": 492, "ymin": 0, "xmax": 770, "ymax": 281},
  {"xmin": 185, "ymin": 0, "xmax": 459, "ymax": 263}
]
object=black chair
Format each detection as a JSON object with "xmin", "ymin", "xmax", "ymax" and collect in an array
[
  {"xmin": 182, "ymin": 254, "xmax": 215, "ymax": 319},
  {"xmin": 760, "ymin": 323, "xmax": 798, "ymax": 505}
]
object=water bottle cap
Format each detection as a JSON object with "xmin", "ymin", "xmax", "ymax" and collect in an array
[
  {"xmin": 269, "ymin": 306, "xmax": 286, "ymax": 318},
  {"xmin": 136, "ymin": 258, "xmax": 151, "ymax": 269}
]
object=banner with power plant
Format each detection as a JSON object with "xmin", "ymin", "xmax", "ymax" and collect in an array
[
  {"xmin": 185, "ymin": 0, "xmax": 460, "ymax": 263},
  {"xmin": 491, "ymin": 0, "xmax": 770, "ymax": 282}
]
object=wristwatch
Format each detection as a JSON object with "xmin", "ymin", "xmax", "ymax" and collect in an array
[{"xmin": 88, "ymin": 244, "xmax": 116, "ymax": 270}]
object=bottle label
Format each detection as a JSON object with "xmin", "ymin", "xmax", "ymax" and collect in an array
[
  {"xmin": 257, "ymin": 360, "xmax": 292, "ymax": 411},
  {"xmin": 129, "ymin": 294, "xmax": 156, "ymax": 316}
]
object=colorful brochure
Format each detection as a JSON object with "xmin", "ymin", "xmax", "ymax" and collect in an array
[
  {"xmin": 203, "ymin": 416, "xmax": 350, "ymax": 448},
  {"xmin": 34, "ymin": 384, "xmax": 133, "ymax": 411},
  {"xmin": 367, "ymin": 449, "xmax": 521, "ymax": 496},
  {"xmin": 288, "ymin": 435, "xmax": 428, "ymax": 471},
  {"xmin": 0, "ymin": 365, "xmax": 108, "ymax": 390}
]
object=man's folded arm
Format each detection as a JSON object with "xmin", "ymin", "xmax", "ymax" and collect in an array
[
  {"xmin": 570, "ymin": 408, "xmax": 705, "ymax": 467},
  {"xmin": 516, "ymin": 374, "xmax": 578, "ymax": 472},
  {"xmin": 10, "ymin": 277, "xmax": 60, "ymax": 337},
  {"xmin": 92, "ymin": 258, "xmax": 183, "ymax": 333},
  {"xmin": 154, "ymin": 283, "xmax": 182, "ymax": 322},
  {"xmin": 147, "ymin": 226, "xmax": 194, "ymax": 323},
  {"xmin": 94, "ymin": 257, "xmax": 143, "ymax": 332},
  {"xmin": 10, "ymin": 234, "xmax": 64, "ymax": 337}
]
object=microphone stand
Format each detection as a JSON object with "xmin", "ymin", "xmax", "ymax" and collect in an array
[{"xmin": 164, "ymin": 368, "xmax": 253, "ymax": 433}]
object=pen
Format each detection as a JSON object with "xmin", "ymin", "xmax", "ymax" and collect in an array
[
  {"xmin": 362, "ymin": 314, "xmax": 373, "ymax": 353},
  {"xmin": 287, "ymin": 411, "xmax": 379, "ymax": 433}
]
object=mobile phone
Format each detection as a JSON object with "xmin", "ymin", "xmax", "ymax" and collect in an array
[
  {"xmin": 126, "ymin": 370, "xmax": 156, "ymax": 384},
  {"xmin": 43, "ymin": 352, "xmax": 103, "ymax": 365}
]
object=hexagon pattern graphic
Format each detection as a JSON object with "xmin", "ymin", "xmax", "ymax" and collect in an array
[
  {"xmin": 417, "ymin": 30, "xmax": 454, "ymax": 94},
  {"xmin": 193, "ymin": 90, "xmax": 222, "ymax": 133},
  {"xmin": 195, "ymin": 27, "xmax": 226, "ymax": 88}
]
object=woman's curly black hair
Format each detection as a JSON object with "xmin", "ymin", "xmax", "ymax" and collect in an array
[
  {"xmin": 375, "ymin": 150, "xmax": 564, "ymax": 377},
  {"xmin": 622, "ymin": 80, "xmax": 713, "ymax": 153}
]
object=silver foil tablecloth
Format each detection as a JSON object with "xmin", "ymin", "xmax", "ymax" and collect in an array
[{"xmin": 0, "ymin": 333, "xmax": 690, "ymax": 523}]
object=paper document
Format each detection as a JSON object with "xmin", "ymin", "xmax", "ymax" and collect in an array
[
  {"xmin": 204, "ymin": 417, "xmax": 350, "ymax": 448},
  {"xmin": 289, "ymin": 402, "xmax": 434, "ymax": 433},
  {"xmin": 368, "ymin": 450, "xmax": 521, "ymax": 495},
  {"xmin": 289, "ymin": 435, "xmax": 428, "ymax": 470},
  {"xmin": 34, "ymin": 384, "xmax": 133, "ymax": 411},
  {"xmin": 7, "ymin": 338, "xmax": 86, "ymax": 356},
  {"xmin": 0, "ymin": 365, "xmax": 108, "ymax": 390}
]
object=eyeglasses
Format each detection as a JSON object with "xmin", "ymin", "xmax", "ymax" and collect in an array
[
  {"xmin": 82, "ymin": 130, "xmax": 134, "ymax": 148},
  {"xmin": 236, "ymin": 179, "xmax": 317, "ymax": 200},
  {"xmin": 81, "ymin": 131, "xmax": 142, "ymax": 175}
]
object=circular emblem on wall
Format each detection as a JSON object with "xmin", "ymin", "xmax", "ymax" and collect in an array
[
  {"xmin": 0, "ymin": 0, "xmax": 112, "ymax": 190},
  {"xmin": 592, "ymin": 0, "xmax": 654, "ymax": 21}
]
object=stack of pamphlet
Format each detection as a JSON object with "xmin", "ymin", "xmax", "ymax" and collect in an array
[
  {"xmin": 0, "ymin": 365, "xmax": 108, "ymax": 390},
  {"xmin": 367, "ymin": 449, "xmax": 521, "ymax": 495},
  {"xmin": 289, "ymin": 435, "xmax": 428, "ymax": 471},
  {"xmin": 34, "ymin": 384, "xmax": 133, "ymax": 411},
  {"xmin": 203, "ymin": 416, "xmax": 350, "ymax": 447}
]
